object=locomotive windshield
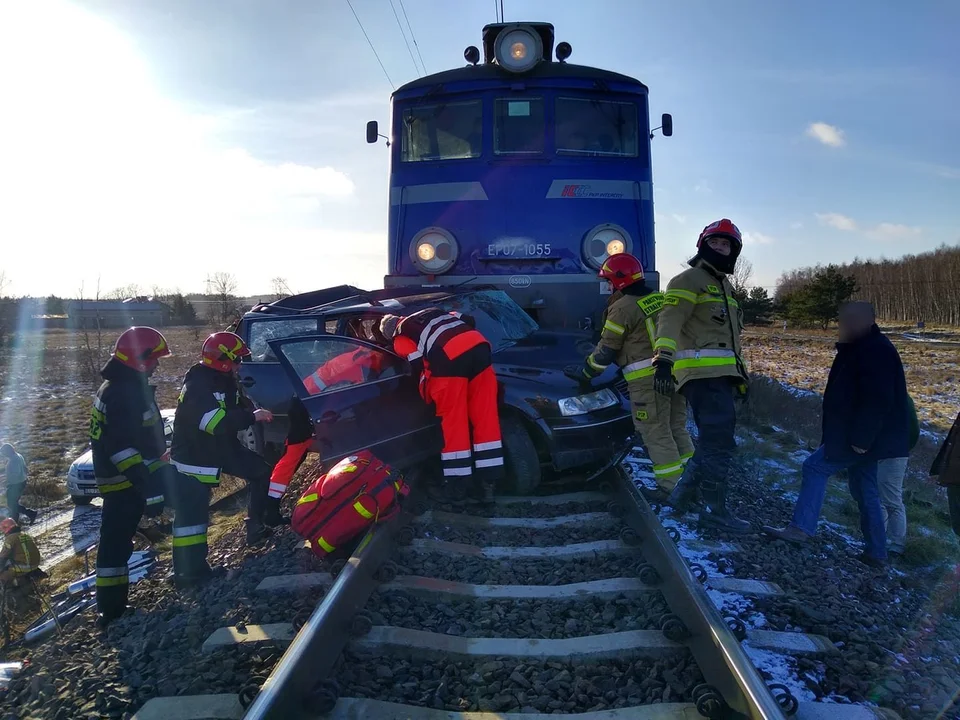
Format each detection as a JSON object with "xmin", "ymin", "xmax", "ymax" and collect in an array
[
  {"xmin": 401, "ymin": 100, "xmax": 482, "ymax": 162},
  {"xmin": 494, "ymin": 98, "xmax": 545, "ymax": 155},
  {"xmin": 556, "ymin": 98, "xmax": 639, "ymax": 158}
]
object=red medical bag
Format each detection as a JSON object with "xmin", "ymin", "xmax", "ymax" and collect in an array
[{"xmin": 291, "ymin": 450, "xmax": 409, "ymax": 559}]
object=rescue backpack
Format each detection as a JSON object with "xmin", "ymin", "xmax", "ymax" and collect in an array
[{"xmin": 291, "ymin": 450, "xmax": 409, "ymax": 559}]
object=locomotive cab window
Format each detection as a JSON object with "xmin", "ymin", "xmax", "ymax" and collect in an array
[
  {"xmin": 494, "ymin": 98, "xmax": 545, "ymax": 155},
  {"xmin": 556, "ymin": 98, "xmax": 639, "ymax": 157},
  {"xmin": 401, "ymin": 100, "xmax": 482, "ymax": 162}
]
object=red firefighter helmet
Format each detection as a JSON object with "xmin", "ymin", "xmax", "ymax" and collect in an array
[
  {"xmin": 112, "ymin": 327, "xmax": 171, "ymax": 373},
  {"xmin": 201, "ymin": 331, "xmax": 251, "ymax": 372},
  {"xmin": 598, "ymin": 253, "xmax": 644, "ymax": 291},
  {"xmin": 0, "ymin": 518, "xmax": 18, "ymax": 535},
  {"xmin": 697, "ymin": 218, "xmax": 743, "ymax": 252}
]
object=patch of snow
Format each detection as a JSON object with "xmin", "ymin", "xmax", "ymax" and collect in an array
[
  {"xmin": 742, "ymin": 643, "xmax": 817, "ymax": 702},
  {"xmin": 820, "ymin": 520, "xmax": 863, "ymax": 548},
  {"xmin": 777, "ymin": 381, "xmax": 820, "ymax": 399}
]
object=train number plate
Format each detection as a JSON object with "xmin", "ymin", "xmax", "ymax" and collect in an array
[{"xmin": 486, "ymin": 242, "xmax": 553, "ymax": 258}]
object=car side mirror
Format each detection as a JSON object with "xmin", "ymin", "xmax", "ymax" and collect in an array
[
  {"xmin": 661, "ymin": 113, "xmax": 673, "ymax": 137},
  {"xmin": 366, "ymin": 120, "xmax": 379, "ymax": 144}
]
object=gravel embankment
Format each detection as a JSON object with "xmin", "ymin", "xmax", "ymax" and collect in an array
[
  {"xmin": 335, "ymin": 653, "xmax": 704, "ymax": 713},
  {"xmin": 364, "ymin": 592, "xmax": 669, "ymax": 639},
  {"xmin": 453, "ymin": 500, "xmax": 611, "ymax": 519},
  {"xmin": 662, "ymin": 449, "xmax": 960, "ymax": 720},
  {"xmin": 419, "ymin": 521, "xmax": 622, "ymax": 548}
]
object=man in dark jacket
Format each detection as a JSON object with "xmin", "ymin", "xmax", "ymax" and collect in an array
[
  {"xmin": 169, "ymin": 331, "xmax": 274, "ymax": 589},
  {"xmin": 763, "ymin": 303, "xmax": 909, "ymax": 567}
]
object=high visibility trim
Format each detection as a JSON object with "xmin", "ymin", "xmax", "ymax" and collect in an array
[
  {"xmin": 172, "ymin": 461, "xmax": 220, "ymax": 484},
  {"xmin": 602, "ymin": 320, "xmax": 625, "ymax": 335},
  {"xmin": 674, "ymin": 349, "xmax": 736, "ymax": 359},
  {"xmin": 475, "ymin": 457, "xmax": 504, "ymax": 468},
  {"xmin": 654, "ymin": 337, "xmax": 678, "ymax": 351},
  {"xmin": 96, "ymin": 576, "xmax": 129, "ymax": 587},
  {"xmin": 441, "ymin": 450, "xmax": 472, "ymax": 460},
  {"xmin": 146, "ymin": 459, "xmax": 167, "ymax": 473},
  {"xmin": 653, "ymin": 462, "xmax": 684, "ymax": 477},
  {"xmin": 665, "ymin": 289, "xmax": 697, "ymax": 304},
  {"xmin": 173, "ymin": 524, "xmax": 208, "ymax": 538},
  {"xmin": 680, "ymin": 453, "xmax": 694, "ymax": 463},
  {"xmin": 407, "ymin": 350, "xmax": 423, "ymax": 361},
  {"xmin": 473, "ymin": 441, "xmax": 502, "ymax": 452},
  {"xmin": 587, "ymin": 355, "xmax": 608, "ymax": 372},
  {"xmin": 316, "ymin": 537, "xmax": 335, "ymax": 553},
  {"xmin": 93, "ymin": 396, "xmax": 107, "ymax": 413},
  {"xmin": 674, "ymin": 356, "xmax": 738, "ymax": 370},
  {"xmin": 268, "ymin": 481, "xmax": 287, "ymax": 494},
  {"xmin": 419, "ymin": 315, "xmax": 464, "ymax": 356},
  {"xmin": 145, "ymin": 495, "xmax": 164, "ymax": 506},
  {"xmin": 200, "ymin": 408, "xmax": 227, "ymax": 434},
  {"xmin": 353, "ymin": 501, "xmax": 374, "ymax": 519},
  {"xmin": 306, "ymin": 371, "xmax": 328, "ymax": 392},
  {"xmin": 443, "ymin": 466, "xmax": 473, "ymax": 477},
  {"xmin": 172, "ymin": 534, "xmax": 207, "ymax": 547},
  {"xmin": 110, "ymin": 448, "xmax": 143, "ymax": 472},
  {"xmin": 97, "ymin": 566, "xmax": 129, "ymax": 577},
  {"xmin": 644, "ymin": 318, "xmax": 657, "ymax": 348},
  {"xmin": 98, "ymin": 479, "xmax": 133, "ymax": 493},
  {"xmin": 622, "ymin": 358, "xmax": 655, "ymax": 381},
  {"xmin": 297, "ymin": 492, "xmax": 319, "ymax": 505}
]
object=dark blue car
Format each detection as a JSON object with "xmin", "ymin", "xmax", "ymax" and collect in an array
[{"xmin": 234, "ymin": 287, "xmax": 633, "ymax": 493}]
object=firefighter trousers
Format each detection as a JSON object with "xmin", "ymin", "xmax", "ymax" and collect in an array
[
  {"xmin": 96, "ymin": 486, "xmax": 145, "ymax": 621},
  {"xmin": 170, "ymin": 473, "xmax": 212, "ymax": 582},
  {"xmin": 426, "ymin": 366, "xmax": 504, "ymax": 486},
  {"xmin": 268, "ymin": 439, "xmax": 312, "ymax": 499},
  {"xmin": 629, "ymin": 378, "xmax": 694, "ymax": 493}
]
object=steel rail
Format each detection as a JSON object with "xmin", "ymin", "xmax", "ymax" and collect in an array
[
  {"xmin": 612, "ymin": 465, "xmax": 787, "ymax": 719},
  {"xmin": 242, "ymin": 501, "xmax": 415, "ymax": 719}
]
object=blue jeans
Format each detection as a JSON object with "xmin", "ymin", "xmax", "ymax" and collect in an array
[{"xmin": 791, "ymin": 445, "xmax": 887, "ymax": 559}]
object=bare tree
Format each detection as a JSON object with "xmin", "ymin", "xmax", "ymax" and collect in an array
[
  {"xmin": 271, "ymin": 277, "xmax": 293, "ymax": 301},
  {"xmin": 105, "ymin": 283, "xmax": 141, "ymax": 301},
  {"xmin": 77, "ymin": 278, "xmax": 106, "ymax": 383},
  {"xmin": 206, "ymin": 272, "xmax": 239, "ymax": 326},
  {"xmin": 0, "ymin": 270, "xmax": 9, "ymax": 298},
  {"xmin": 731, "ymin": 258, "xmax": 754, "ymax": 296}
]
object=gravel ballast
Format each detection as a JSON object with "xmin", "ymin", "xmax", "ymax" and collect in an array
[
  {"xmin": 335, "ymin": 652, "xmax": 704, "ymax": 713},
  {"xmin": 418, "ymin": 522, "xmax": 622, "ymax": 548}
]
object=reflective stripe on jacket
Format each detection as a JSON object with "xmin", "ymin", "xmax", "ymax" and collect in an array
[
  {"xmin": 583, "ymin": 288, "xmax": 664, "ymax": 382},
  {"xmin": 654, "ymin": 261, "xmax": 748, "ymax": 388},
  {"xmin": 4, "ymin": 532, "xmax": 41, "ymax": 574}
]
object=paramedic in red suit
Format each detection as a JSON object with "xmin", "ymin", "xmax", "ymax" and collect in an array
[{"xmin": 380, "ymin": 309, "xmax": 503, "ymax": 503}]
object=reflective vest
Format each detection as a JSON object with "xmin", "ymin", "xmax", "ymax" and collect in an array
[
  {"xmin": 394, "ymin": 308, "xmax": 486, "ymax": 365},
  {"xmin": 586, "ymin": 289, "xmax": 664, "ymax": 382},
  {"xmin": 654, "ymin": 261, "xmax": 748, "ymax": 388},
  {"xmin": 303, "ymin": 347, "xmax": 385, "ymax": 395},
  {"xmin": 4, "ymin": 532, "xmax": 41, "ymax": 575}
]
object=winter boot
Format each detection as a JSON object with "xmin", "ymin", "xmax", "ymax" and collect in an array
[
  {"xmin": 428, "ymin": 481, "xmax": 468, "ymax": 506},
  {"xmin": 665, "ymin": 476, "xmax": 700, "ymax": 512},
  {"xmin": 245, "ymin": 518, "xmax": 274, "ymax": 546},
  {"xmin": 479, "ymin": 481, "xmax": 495, "ymax": 504},
  {"xmin": 263, "ymin": 497, "xmax": 291, "ymax": 528},
  {"xmin": 698, "ymin": 480, "xmax": 750, "ymax": 534}
]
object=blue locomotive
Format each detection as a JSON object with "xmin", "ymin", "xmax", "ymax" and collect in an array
[{"xmin": 367, "ymin": 21, "xmax": 671, "ymax": 332}]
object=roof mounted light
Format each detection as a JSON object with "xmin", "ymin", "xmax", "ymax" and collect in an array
[
  {"xmin": 410, "ymin": 227, "xmax": 459, "ymax": 275},
  {"xmin": 555, "ymin": 41, "xmax": 572, "ymax": 63},
  {"xmin": 494, "ymin": 25, "xmax": 542, "ymax": 73},
  {"xmin": 464, "ymin": 45, "xmax": 480, "ymax": 66}
]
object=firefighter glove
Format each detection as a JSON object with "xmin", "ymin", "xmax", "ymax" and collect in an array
[
  {"xmin": 563, "ymin": 364, "xmax": 593, "ymax": 388},
  {"xmin": 653, "ymin": 361, "xmax": 676, "ymax": 396}
]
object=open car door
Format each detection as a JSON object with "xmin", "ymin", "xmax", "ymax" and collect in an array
[{"xmin": 267, "ymin": 334, "xmax": 442, "ymax": 470}]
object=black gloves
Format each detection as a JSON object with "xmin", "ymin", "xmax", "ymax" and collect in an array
[
  {"xmin": 563, "ymin": 364, "xmax": 593, "ymax": 388},
  {"xmin": 653, "ymin": 361, "xmax": 676, "ymax": 396}
]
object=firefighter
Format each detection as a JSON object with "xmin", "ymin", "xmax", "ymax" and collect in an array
[
  {"xmin": 90, "ymin": 327, "xmax": 171, "ymax": 625},
  {"xmin": 565, "ymin": 253, "xmax": 694, "ymax": 501},
  {"xmin": 653, "ymin": 219, "xmax": 751, "ymax": 533},
  {"xmin": 379, "ymin": 309, "xmax": 503, "ymax": 503},
  {"xmin": 169, "ymin": 332, "xmax": 275, "ymax": 589},
  {"xmin": 0, "ymin": 518, "xmax": 42, "ymax": 586}
]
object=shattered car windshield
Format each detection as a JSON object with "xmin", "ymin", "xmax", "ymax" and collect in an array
[{"xmin": 436, "ymin": 290, "xmax": 538, "ymax": 352}]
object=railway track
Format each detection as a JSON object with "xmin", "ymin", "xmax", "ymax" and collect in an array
[{"xmin": 131, "ymin": 463, "xmax": 901, "ymax": 720}]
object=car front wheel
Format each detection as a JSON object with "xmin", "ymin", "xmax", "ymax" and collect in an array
[
  {"xmin": 71, "ymin": 496, "xmax": 94, "ymax": 506},
  {"xmin": 501, "ymin": 414, "xmax": 541, "ymax": 495}
]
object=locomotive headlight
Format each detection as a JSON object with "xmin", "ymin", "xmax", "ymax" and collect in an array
[
  {"xmin": 495, "ymin": 27, "xmax": 542, "ymax": 73},
  {"xmin": 582, "ymin": 224, "xmax": 633, "ymax": 270},
  {"xmin": 410, "ymin": 227, "xmax": 458, "ymax": 275}
]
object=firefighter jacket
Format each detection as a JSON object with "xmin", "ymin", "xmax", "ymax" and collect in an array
[
  {"xmin": 170, "ymin": 364, "xmax": 255, "ymax": 485},
  {"xmin": 653, "ymin": 259, "xmax": 748, "ymax": 389},
  {"xmin": 90, "ymin": 358, "xmax": 168, "ymax": 501},
  {"xmin": 392, "ymin": 308, "xmax": 488, "ymax": 382},
  {"xmin": 1, "ymin": 531, "xmax": 41, "ymax": 575},
  {"xmin": 583, "ymin": 284, "xmax": 663, "ymax": 382}
]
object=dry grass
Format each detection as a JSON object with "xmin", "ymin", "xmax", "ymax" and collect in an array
[{"xmin": 0, "ymin": 326, "xmax": 217, "ymax": 509}]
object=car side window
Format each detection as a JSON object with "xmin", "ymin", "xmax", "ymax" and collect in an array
[
  {"xmin": 247, "ymin": 319, "xmax": 319, "ymax": 362},
  {"xmin": 278, "ymin": 339, "xmax": 403, "ymax": 396}
]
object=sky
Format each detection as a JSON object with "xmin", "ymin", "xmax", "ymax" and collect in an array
[{"xmin": 0, "ymin": 0, "xmax": 957, "ymax": 298}]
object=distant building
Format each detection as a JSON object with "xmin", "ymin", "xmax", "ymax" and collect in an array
[{"xmin": 65, "ymin": 298, "xmax": 172, "ymax": 329}]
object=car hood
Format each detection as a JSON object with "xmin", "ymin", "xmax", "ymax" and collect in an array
[
  {"xmin": 492, "ymin": 330, "xmax": 620, "ymax": 390},
  {"xmin": 71, "ymin": 447, "xmax": 93, "ymax": 469}
]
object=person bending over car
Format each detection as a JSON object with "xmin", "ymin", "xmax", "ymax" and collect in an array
[
  {"xmin": 169, "ymin": 331, "xmax": 275, "ymax": 589},
  {"xmin": 380, "ymin": 309, "xmax": 503, "ymax": 504}
]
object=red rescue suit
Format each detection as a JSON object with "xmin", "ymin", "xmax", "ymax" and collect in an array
[
  {"xmin": 392, "ymin": 308, "xmax": 504, "ymax": 484},
  {"xmin": 303, "ymin": 347, "xmax": 386, "ymax": 395},
  {"xmin": 268, "ymin": 397, "xmax": 314, "ymax": 500}
]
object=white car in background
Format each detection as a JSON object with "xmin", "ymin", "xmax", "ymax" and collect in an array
[{"xmin": 66, "ymin": 409, "xmax": 176, "ymax": 505}]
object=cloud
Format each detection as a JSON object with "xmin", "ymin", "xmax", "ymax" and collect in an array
[
  {"xmin": 816, "ymin": 213, "xmax": 858, "ymax": 231},
  {"xmin": 805, "ymin": 122, "xmax": 846, "ymax": 148},
  {"xmin": 865, "ymin": 223, "xmax": 922, "ymax": 241},
  {"xmin": 671, "ymin": 214, "xmax": 687, "ymax": 224},
  {"xmin": 693, "ymin": 180, "xmax": 712, "ymax": 194},
  {"xmin": 741, "ymin": 231, "xmax": 775, "ymax": 245}
]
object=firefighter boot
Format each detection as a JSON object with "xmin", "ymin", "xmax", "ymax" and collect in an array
[
  {"xmin": 263, "ymin": 497, "xmax": 291, "ymax": 528},
  {"xmin": 245, "ymin": 518, "xmax": 274, "ymax": 546},
  {"xmin": 665, "ymin": 473, "xmax": 700, "ymax": 512},
  {"xmin": 698, "ymin": 479, "xmax": 751, "ymax": 534}
]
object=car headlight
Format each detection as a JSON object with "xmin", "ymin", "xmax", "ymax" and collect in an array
[
  {"xmin": 558, "ymin": 389, "xmax": 619, "ymax": 417},
  {"xmin": 582, "ymin": 223, "xmax": 632, "ymax": 270},
  {"xmin": 494, "ymin": 26, "xmax": 542, "ymax": 73},
  {"xmin": 67, "ymin": 464, "xmax": 79, "ymax": 479},
  {"xmin": 410, "ymin": 227, "xmax": 459, "ymax": 274}
]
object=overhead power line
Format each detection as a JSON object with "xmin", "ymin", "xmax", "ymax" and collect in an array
[
  {"xmin": 388, "ymin": 0, "xmax": 422, "ymax": 77},
  {"xmin": 397, "ymin": 0, "xmax": 427, "ymax": 75},
  {"xmin": 345, "ymin": 0, "xmax": 395, "ymax": 90}
]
